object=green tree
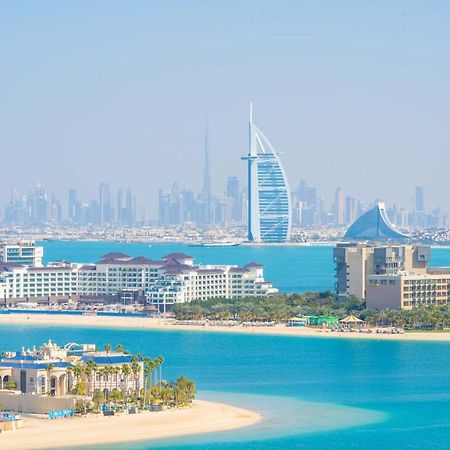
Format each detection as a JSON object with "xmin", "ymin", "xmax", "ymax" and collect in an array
[
  {"xmin": 5, "ymin": 379, "xmax": 16, "ymax": 390},
  {"xmin": 46, "ymin": 363, "xmax": 55, "ymax": 395},
  {"xmin": 92, "ymin": 389, "xmax": 105, "ymax": 413}
]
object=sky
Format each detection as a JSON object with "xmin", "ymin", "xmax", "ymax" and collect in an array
[{"xmin": 1, "ymin": 1, "xmax": 449, "ymax": 219}]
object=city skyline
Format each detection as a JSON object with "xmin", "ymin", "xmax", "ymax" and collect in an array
[
  {"xmin": 3, "ymin": 177, "xmax": 447, "ymax": 230},
  {"xmin": 1, "ymin": 2, "xmax": 450, "ymax": 217}
]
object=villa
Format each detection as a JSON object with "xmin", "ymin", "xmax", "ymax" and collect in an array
[{"xmin": 0, "ymin": 340, "xmax": 144, "ymax": 413}]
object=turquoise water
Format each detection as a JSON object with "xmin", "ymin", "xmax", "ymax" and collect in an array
[
  {"xmin": 18, "ymin": 241, "xmax": 450, "ymax": 449},
  {"xmin": 1, "ymin": 324, "xmax": 450, "ymax": 449},
  {"xmin": 40, "ymin": 241, "xmax": 450, "ymax": 293}
]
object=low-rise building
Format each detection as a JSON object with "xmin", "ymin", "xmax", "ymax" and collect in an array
[{"xmin": 0, "ymin": 341, "xmax": 144, "ymax": 398}]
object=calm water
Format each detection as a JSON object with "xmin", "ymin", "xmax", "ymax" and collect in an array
[
  {"xmin": 1, "ymin": 324, "xmax": 450, "ymax": 449},
  {"xmin": 21, "ymin": 241, "xmax": 450, "ymax": 448},
  {"xmin": 40, "ymin": 240, "xmax": 450, "ymax": 293}
]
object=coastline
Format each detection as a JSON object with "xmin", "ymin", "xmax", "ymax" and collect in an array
[
  {"xmin": 0, "ymin": 400, "xmax": 261, "ymax": 450},
  {"xmin": 3, "ymin": 313, "xmax": 450, "ymax": 342}
]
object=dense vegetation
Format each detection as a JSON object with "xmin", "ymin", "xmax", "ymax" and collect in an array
[
  {"xmin": 62, "ymin": 344, "xmax": 196, "ymax": 413},
  {"xmin": 173, "ymin": 292, "xmax": 450, "ymax": 330}
]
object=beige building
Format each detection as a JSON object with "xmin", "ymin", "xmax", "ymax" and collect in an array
[
  {"xmin": 0, "ymin": 341, "xmax": 144, "ymax": 401},
  {"xmin": 366, "ymin": 271, "xmax": 450, "ymax": 310},
  {"xmin": 334, "ymin": 243, "xmax": 430, "ymax": 301}
]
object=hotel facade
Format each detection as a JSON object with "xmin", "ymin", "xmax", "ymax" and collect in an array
[
  {"xmin": 242, "ymin": 104, "xmax": 292, "ymax": 243},
  {"xmin": 0, "ymin": 340, "xmax": 144, "ymax": 414},
  {"xmin": 334, "ymin": 243, "xmax": 450, "ymax": 310},
  {"xmin": 0, "ymin": 251, "xmax": 277, "ymax": 312}
]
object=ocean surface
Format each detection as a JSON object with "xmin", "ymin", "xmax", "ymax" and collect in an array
[
  {"xmin": 1, "ymin": 324, "xmax": 450, "ymax": 450},
  {"xmin": 5, "ymin": 242, "xmax": 450, "ymax": 448},
  {"xmin": 40, "ymin": 240, "xmax": 450, "ymax": 293}
]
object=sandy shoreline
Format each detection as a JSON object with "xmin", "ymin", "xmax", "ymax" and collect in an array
[
  {"xmin": 1, "ymin": 313, "xmax": 450, "ymax": 342},
  {"xmin": 0, "ymin": 400, "xmax": 261, "ymax": 450}
]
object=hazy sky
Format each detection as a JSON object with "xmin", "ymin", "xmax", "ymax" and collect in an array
[{"xmin": 1, "ymin": 1, "xmax": 449, "ymax": 219}]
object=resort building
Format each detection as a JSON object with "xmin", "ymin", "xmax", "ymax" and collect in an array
[
  {"xmin": 344, "ymin": 202, "xmax": 409, "ymax": 240},
  {"xmin": 0, "ymin": 341, "xmax": 144, "ymax": 398},
  {"xmin": 334, "ymin": 243, "xmax": 450, "ymax": 310},
  {"xmin": 0, "ymin": 261, "xmax": 79, "ymax": 301},
  {"xmin": 0, "ymin": 251, "xmax": 277, "ymax": 311},
  {"xmin": 334, "ymin": 243, "xmax": 431, "ymax": 302},
  {"xmin": 242, "ymin": 104, "xmax": 292, "ymax": 243},
  {"xmin": 0, "ymin": 241, "xmax": 43, "ymax": 267},
  {"xmin": 366, "ymin": 271, "xmax": 450, "ymax": 310}
]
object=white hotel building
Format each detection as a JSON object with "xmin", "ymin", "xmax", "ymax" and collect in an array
[{"xmin": 0, "ymin": 252, "xmax": 278, "ymax": 312}]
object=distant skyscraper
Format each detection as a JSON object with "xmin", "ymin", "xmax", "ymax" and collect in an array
[
  {"xmin": 242, "ymin": 103, "xmax": 292, "ymax": 242},
  {"xmin": 68, "ymin": 188, "xmax": 77, "ymax": 222},
  {"xmin": 34, "ymin": 183, "xmax": 48, "ymax": 223},
  {"xmin": 334, "ymin": 187, "xmax": 345, "ymax": 225},
  {"xmin": 198, "ymin": 121, "xmax": 213, "ymax": 226},
  {"xmin": 415, "ymin": 186, "xmax": 425, "ymax": 212},
  {"xmin": 226, "ymin": 175, "xmax": 241, "ymax": 223},
  {"xmin": 117, "ymin": 189, "xmax": 124, "ymax": 223},
  {"xmin": 125, "ymin": 188, "xmax": 135, "ymax": 225},
  {"xmin": 99, "ymin": 182, "xmax": 112, "ymax": 224}
]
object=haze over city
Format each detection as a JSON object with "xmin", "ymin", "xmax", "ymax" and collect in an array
[{"xmin": 1, "ymin": 1, "xmax": 450, "ymax": 219}]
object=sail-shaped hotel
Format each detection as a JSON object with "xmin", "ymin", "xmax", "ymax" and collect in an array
[{"xmin": 242, "ymin": 104, "xmax": 292, "ymax": 243}]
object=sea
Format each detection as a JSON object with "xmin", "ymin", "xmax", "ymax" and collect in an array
[
  {"xmin": 40, "ymin": 240, "xmax": 450, "ymax": 293},
  {"xmin": 4, "ymin": 241, "xmax": 450, "ymax": 449}
]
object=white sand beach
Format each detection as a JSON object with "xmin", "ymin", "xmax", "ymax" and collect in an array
[
  {"xmin": 1, "ymin": 400, "xmax": 261, "ymax": 450},
  {"xmin": 2, "ymin": 313, "xmax": 450, "ymax": 341}
]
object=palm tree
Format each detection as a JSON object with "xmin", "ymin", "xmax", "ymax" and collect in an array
[
  {"xmin": 116, "ymin": 344, "xmax": 124, "ymax": 353},
  {"xmin": 131, "ymin": 361, "xmax": 141, "ymax": 398},
  {"xmin": 157, "ymin": 356, "xmax": 164, "ymax": 388},
  {"xmin": 107, "ymin": 366, "xmax": 114, "ymax": 400},
  {"xmin": 113, "ymin": 366, "xmax": 121, "ymax": 391},
  {"xmin": 46, "ymin": 363, "xmax": 55, "ymax": 395},
  {"xmin": 185, "ymin": 378, "xmax": 196, "ymax": 404},
  {"xmin": 92, "ymin": 389, "xmax": 105, "ymax": 413},
  {"xmin": 73, "ymin": 363, "xmax": 84, "ymax": 385},
  {"xmin": 66, "ymin": 366, "xmax": 74, "ymax": 393},
  {"xmin": 121, "ymin": 364, "xmax": 131, "ymax": 405},
  {"xmin": 86, "ymin": 360, "xmax": 97, "ymax": 394},
  {"xmin": 104, "ymin": 343, "xmax": 112, "ymax": 354},
  {"xmin": 160, "ymin": 386, "xmax": 173, "ymax": 407},
  {"xmin": 143, "ymin": 356, "xmax": 152, "ymax": 406},
  {"xmin": 97, "ymin": 367, "xmax": 105, "ymax": 394},
  {"xmin": 110, "ymin": 388, "xmax": 122, "ymax": 407}
]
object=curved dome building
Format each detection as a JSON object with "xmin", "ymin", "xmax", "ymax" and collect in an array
[
  {"xmin": 344, "ymin": 202, "xmax": 409, "ymax": 240},
  {"xmin": 242, "ymin": 104, "xmax": 292, "ymax": 243}
]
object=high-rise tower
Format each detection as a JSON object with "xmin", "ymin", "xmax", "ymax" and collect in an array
[
  {"xmin": 415, "ymin": 186, "xmax": 425, "ymax": 212},
  {"xmin": 242, "ymin": 103, "xmax": 292, "ymax": 242},
  {"xmin": 199, "ymin": 120, "xmax": 212, "ymax": 225}
]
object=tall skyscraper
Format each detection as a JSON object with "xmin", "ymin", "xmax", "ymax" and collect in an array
[
  {"xmin": 415, "ymin": 186, "xmax": 425, "ymax": 212},
  {"xmin": 226, "ymin": 175, "xmax": 241, "ymax": 223},
  {"xmin": 334, "ymin": 187, "xmax": 345, "ymax": 225},
  {"xmin": 198, "ymin": 121, "xmax": 213, "ymax": 226},
  {"xmin": 68, "ymin": 188, "xmax": 77, "ymax": 222},
  {"xmin": 242, "ymin": 103, "xmax": 292, "ymax": 242},
  {"xmin": 99, "ymin": 182, "xmax": 112, "ymax": 224}
]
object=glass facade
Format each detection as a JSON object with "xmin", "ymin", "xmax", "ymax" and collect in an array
[
  {"xmin": 256, "ymin": 152, "xmax": 291, "ymax": 242},
  {"xmin": 243, "ymin": 107, "xmax": 292, "ymax": 243},
  {"xmin": 344, "ymin": 202, "xmax": 408, "ymax": 240}
]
